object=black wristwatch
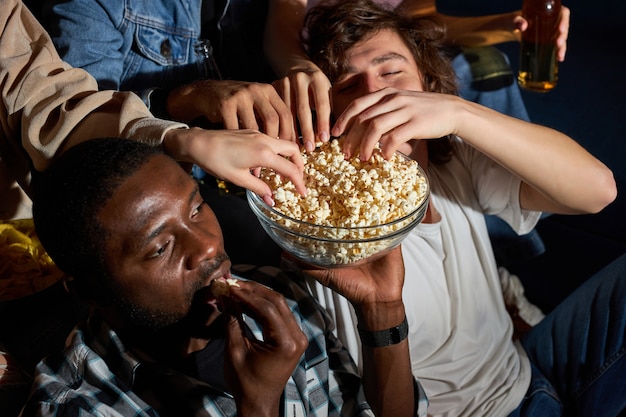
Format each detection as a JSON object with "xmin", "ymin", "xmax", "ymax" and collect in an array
[{"xmin": 358, "ymin": 316, "xmax": 409, "ymax": 348}]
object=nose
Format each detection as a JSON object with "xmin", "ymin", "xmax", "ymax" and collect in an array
[
  {"xmin": 364, "ymin": 74, "xmax": 384, "ymax": 93},
  {"xmin": 184, "ymin": 223, "xmax": 221, "ymax": 270}
]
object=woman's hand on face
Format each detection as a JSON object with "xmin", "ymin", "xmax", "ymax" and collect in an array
[
  {"xmin": 221, "ymin": 280, "xmax": 308, "ymax": 417},
  {"xmin": 272, "ymin": 59, "xmax": 333, "ymax": 152},
  {"xmin": 331, "ymin": 88, "xmax": 461, "ymax": 160}
]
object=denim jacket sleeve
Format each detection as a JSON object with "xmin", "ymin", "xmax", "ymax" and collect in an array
[
  {"xmin": 43, "ymin": 0, "xmax": 127, "ymax": 90},
  {"xmin": 43, "ymin": 0, "xmax": 203, "ymax": 93}
]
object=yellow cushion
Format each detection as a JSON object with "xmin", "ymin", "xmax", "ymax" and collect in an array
[{"xmin": 0, "ymin": 219, "xmax": 66, "ymax": 301}]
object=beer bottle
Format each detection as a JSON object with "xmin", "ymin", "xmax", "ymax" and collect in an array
[
  {"xmin": 517, "ymin": 0, "xmax": 561, "ymax": 92},
  {"xmin": 194, "ymin": 39, "xmax": 223, "ymax": 81}
]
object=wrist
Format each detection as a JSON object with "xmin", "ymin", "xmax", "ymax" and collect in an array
[
  {"xmin": 237, "ymin": 396, "xmax": 280, "ymax": 417},
  {"xmin": 358, "ymin": 315, "xmax": 408, "ymax": 348},
  {"xmin": 354, "ymin": 300, "xmax": 406, "ymax": 332},
  {"xmin": 162, "ymin": 128, "xmax": 189, "ymax": 161},
  {"xmin": 166, "ymin": 83, "xmax": 203, "ymax": 122},
  {"xmin": 287, "ymin": 57, "xmax": 321, "ymax": 74},
  {"xmin": 163, "ymin": 127, "xmax": 211, "ymax": 163}
]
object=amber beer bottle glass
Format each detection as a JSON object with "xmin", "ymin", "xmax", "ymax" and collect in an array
[{"xmin": 518, "ymin": 0, "xmax": 561, "ymax": 92}]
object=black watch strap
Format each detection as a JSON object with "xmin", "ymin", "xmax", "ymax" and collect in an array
[{"xmin": 358, "ymin": 316, "xmax": 408, "ymax": 348}]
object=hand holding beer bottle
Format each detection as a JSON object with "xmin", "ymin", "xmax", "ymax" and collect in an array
[{"xmin": 517, "ymin": 0, "xmax": 562, "ymax": 92}]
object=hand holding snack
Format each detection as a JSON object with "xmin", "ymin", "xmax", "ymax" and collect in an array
[
  {"xmin": 214, "ymin": 278, "xmax": 308, "ymax": 416},
  {"xmin": 209, "ymin": 277, "xmax": 241, "ymax": 300}
]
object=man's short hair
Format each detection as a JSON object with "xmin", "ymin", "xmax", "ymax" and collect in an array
[{"xmin": 32, "ymin": 138, "xmax": 163, "ymax": 299}]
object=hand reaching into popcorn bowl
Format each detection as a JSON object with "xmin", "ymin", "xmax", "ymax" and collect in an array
[{"xmin": 247, "ymin": 138, "xmax": 429, "ymax": 268}]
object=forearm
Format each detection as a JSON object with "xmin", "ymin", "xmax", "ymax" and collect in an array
[
  {"xmin": 23, "ymin": 87, "xmax": 185, "ymax": 171},
  {"xmin": 454, "ymin": 98, "xmax": 616, "ymax": 213},
  {"xmin": 1, "ymin": 0, "xmax": 85, "ymax": 170},
  {"xmin": 2, "ymin": 1, "xmax": 175, "ymax": 169},
  {"xmin": 356, "ymin": 302, "xmax": 415, "ymax": 417},
  {"xmin": 398, "ymin": 0, "xmax": 521, "ymax": 47},
  {"xmin": 162, "ymin": 127, "xmax": 209, "ymax": 165},
  {"xmin": 436, "ymin": 12, "xmax": 522, "ymax": 47},
  {"xmin": 264, "ymin": 0, "xmax": 310, "ymax": 76}
]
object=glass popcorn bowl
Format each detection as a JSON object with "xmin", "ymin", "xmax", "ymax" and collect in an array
[{"xmin": 247, "ymin": 156, "xmax": 430, "ymax": 269}]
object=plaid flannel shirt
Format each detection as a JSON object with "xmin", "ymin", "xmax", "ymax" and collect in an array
[{"xmin": 21, "ymin": 265, "xmax": 428, "ymax": 416}]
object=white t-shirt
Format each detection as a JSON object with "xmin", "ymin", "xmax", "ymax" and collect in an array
[{"xmin": 304, "ymin": 137, "xmax": 539, "ymax": 417}]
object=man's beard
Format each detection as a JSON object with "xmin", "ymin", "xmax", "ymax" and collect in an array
[{"xmin": 113, "ymin": 253, "xmax": 229, "ymax": 331}]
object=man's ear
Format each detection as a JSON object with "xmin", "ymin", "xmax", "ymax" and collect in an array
[{"xmin": 63, "ymin": 276, "xmax": 113, "ymax": 306}]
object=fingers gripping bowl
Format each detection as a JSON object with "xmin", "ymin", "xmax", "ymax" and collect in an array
[{"xmin": 247, "ymin": 140, "xmax": 430, "ymax": 268}]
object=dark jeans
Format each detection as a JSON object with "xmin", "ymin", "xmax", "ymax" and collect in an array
[{"xmin": 509, "ymin": 253, "xmax": 626, "ymax": 416}]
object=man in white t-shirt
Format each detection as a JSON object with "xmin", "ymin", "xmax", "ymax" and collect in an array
[{"xmin": 289, "ymin": 1, "xmax": 626, "ymax": 416}]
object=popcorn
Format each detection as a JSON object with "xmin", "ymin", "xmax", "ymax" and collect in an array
[
  {"xmin": 262, "ymin": 139, "xmax": 427, "ymax": 227},
  {"xmin": 256, "ymin": 138, "xmax": 429, "ymax": 266}
]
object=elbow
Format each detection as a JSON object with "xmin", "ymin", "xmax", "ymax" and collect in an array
[{"xmin": 587, "ymin": 167, "xmax": 618, "ymax": 214}]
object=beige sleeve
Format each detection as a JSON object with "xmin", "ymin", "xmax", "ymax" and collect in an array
[
  {"xmin": 0, "ymin": 0, "xmax": 187, "ymax": 218},
  {"xmin": 0, "ymin": 0, "xmax": 186, "ymax": 218}
]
